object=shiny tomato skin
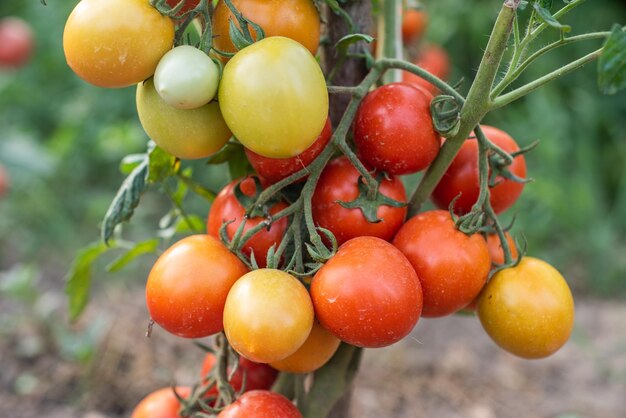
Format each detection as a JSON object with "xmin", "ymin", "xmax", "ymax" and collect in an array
[
  {"xmin": 477, "ymin": 257, "xmax": 575, "ymax": 359},
  {"xmin": 311, "ymin": 236, "xmax": 423, "ymax": 348},
  {"xmin": 402, "ymin": 9, "xmax": 427, "ymax": 45},
  {"xmin": 207, "ymin": 177, "xmax": 288, "ymax": 267},
  {"xmin": 201, "ymin": 353, "xmax": 278, "ymax": 393},
  {"xmin": 146, "ymin": 235, "xmax": 248, "ymax": 338},
  {"xmin": 431, "ymin": 125, "xmax": 527, "ymax": 215},
  {"xmin": 0, "ymin": 17, "xmax": 34, "ymax": 69},
  {"xmin": 311, "ymin": 156, "xmax": 408, "ymax": 246},
  {"xmin": 353, "ymin": 82, "xmax": 441, "ymax": 175},
  {"xmin": 245, "ymin": 117, "xmax": 332, "ymax": 185},
  {"xmin": 217, "ymin": 390, "xmax": 302, "ymax": 418},
  {"xmin": 212, "ymin": 0, "xmax": 321, "ymax": 58},
  {"xmin": 393, "ymin": 210, "xmax": 491, "ymax": 317},
  {"xmin": 63, "ymin": 0, "xmax": 174, "ymax": 88},
  {"xmin": 486, "ymin": 231, "xmax": 518, "ymax": 265},
  {"xmin": 402, "ymin": 43, "xmax": 450, "ymax": 94},
  {"xmin": 131, "ymin": 387, "xmax": 190, "ymax": 418}
]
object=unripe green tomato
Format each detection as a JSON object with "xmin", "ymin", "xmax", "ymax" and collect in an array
[
  {"xmin": 219, "ymin": 36, "xmax": 329, "ymax": 158},
  {"xmin": 136, "ymin": 78, "xmax": 231, "ymax": 159},
  {"xmin": 154, "ymin": 45, "xmax": 220, "ymax": 109}
]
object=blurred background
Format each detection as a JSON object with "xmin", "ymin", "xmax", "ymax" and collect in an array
[{"xmin": 0, "ymin": 1, "xmax": 624, "ymax": 417}]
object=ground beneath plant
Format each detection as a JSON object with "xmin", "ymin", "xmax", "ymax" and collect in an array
[{"xmin": 1, "ymin": 283, "xmax": 625, "ymax": 418}]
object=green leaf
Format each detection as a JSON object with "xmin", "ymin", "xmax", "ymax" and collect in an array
[
  {"xmin": 106, "ymin": 239, "xmax": 160, "ymax": 273},
  {"xmin": 598, "ymin": 25, "xmax": 626, "ymax": 95},
  {"xmin": 148, "ymin": 144, "xmax": 178, "ymax": 183},
  {"xmin": 229, "ymin": 19, "xmax": 255, "ymax": 51},
  {"xmin": 206, "ymin": 141, "xmax": 253, "ymax": 179},
  {"xmin": 532, "ymin": 3, "xmax": 571, "ymax": 32},
  {"xmin": 335, "ymin": 33, "xmax": 374, "ymax": 56},
  {"xmin": 119, "ymin": 154, "xmax": 146, "ymax": 175},
  {"xmin": 65, "ymin": 242, "xmax": 112, "ymax": 322},
  {"xmin": 206, "ymin": 142, "xmax": 242, "ymax": 165}
]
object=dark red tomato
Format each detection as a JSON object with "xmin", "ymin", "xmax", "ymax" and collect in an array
[
  {"xmin": 0, "ymin": 17, "xmax": 34, "ymax": 69},
  {"xmin": 131, "ymin": 387, "xmax": 191, "ymax": 418},
  {"xmin": 402, "ymin": 43, "xmax": 450, "ymax": 94},
  {"xmin": 207, "ymin": 177, "xmax": 288, "ymax": 267},
  {"xmin": 0, "ymin": 165, "xmax": 9, "ymax": 197},
  {"xmin": 166, "ymin": 0, "xmax": 200, "ymax": 15},
  {"xmin": 245, "ymin": 117, "xmax": 332, "ymax": 185},
  {"xmin": 402, "ymin": 9, "xmax": 427, "ymax": 45},
  {"xmin": 311, "ymin": 156, "xmax": 407, "ymax": 246},
  {"xmin": 431, "ymin": 125, "xmax": 527, "ymax": 215},
  {"xmin": 311, "ymin": 236, "xmax": 422, "ymax": 348},
  {"xmin": 200, "ymin": 353, "xmax": 278, "ymax": 395},
  {"xmin": 353, "ymin": 82, "xmax": 440, "ymax": 175},
  {"xmin": 393, "ymin": 210, "xmax": 490, "ymax": 317},
  {"xmin": 217, "ymin": 390, "xmax": 302, "ymax": 418}
]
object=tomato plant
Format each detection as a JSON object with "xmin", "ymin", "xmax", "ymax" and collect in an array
[
  {"xmin": 0, "ymin": 17, "xmax": 34, "ymax": 69},
  {"xmin": 402, "ymin": 44, "xmax": 450, "ymax": 94},
  {"xmin": 218, "ymin": 390, "xmax": 303, "ymax": 418},
  {"xmin": 131, "ymin": 387, "xmax": 190, "ymax": 418},
  {"xmin": 201, "ymin": 353, "xmax": 278, "ymax": 394}
]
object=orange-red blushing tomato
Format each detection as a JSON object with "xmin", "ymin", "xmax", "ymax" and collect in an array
[
  {"xmin": 207, "ymin": 177, "xmax": 288, "ymax": 267},
  {"xmin": 311, "ymin": 156, "xmax": 408, "ymax": 246},
  {"xmin": 131, "ymin": 387, "xmax": 190, "ymax": 418},
  {"xmin": 63, "ymin": 0, "xmax": 174, "ymax": 88},
  {"xmin": 311, "ymin": 236, "xmax": 423, "ymax": 348},
  {"xmin": 212, "ymin": 0, "xmax": 321, "ymax": 58},
  {"xmin": 201, "ymin": 353, "xmax": 278, "ymax": 394},
  {"xmin": 402, "ymin": 43, "xmax": 450, "ymax": 94},
  {"xmin": 270, "ymin": 320, "xmax": 340, "ymax": 373},
  {"xmin": 353, "ymin": 82, "xmax": 441, "ymax": 175},
  {"xmin": 393, "ymin": 210, "xmax": 490, "ymax": 317},
  {"xmin": 477, "ymin": 257, "xmax": 575, "ymax": 359},
  {"xmin": 431, "ymin": 125, "xmax": 527, "ymax": 215},
  {"xmin": 146, "ymin": 235, "xmax": 248, "ymax": 338},
  {"xmin": 245, "ymin": 117, "xmax": 332, "ymax": 185},
  {"xmin": 217, "ymin": 390, "xmax": 302, "ymax": 418},
  {"xmin": 402, "ymin": 9, "xmax": 427, "ymax": 45},
  {"xmin": 0, "ymin": 17, "xmax": 34, "ymax": 69},
  {"xmin": 486, "ymin": 231, "xmax": 518, "ymax": 265}
]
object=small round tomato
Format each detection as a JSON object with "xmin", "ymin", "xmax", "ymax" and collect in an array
[
  {"xmin": 201, "ymin": 353, "xmax": 278, "ymax": 393},
  {"xmin": 0, "ymin": 17, "xmax": 34, "ymax": 69},
  {"xmin": 131, "ymin": 387, "xmax": 190, "ymax": 418},
  {"xmin": 486, "ymin": 231, "xmax": 518, "ymax": 265},
  {"xmin": 393, "ymin": 210, "xmax": 491, "ymax": 317},
  {"xmin": 353, "ymin": 82, "xmax": 440, "ymax": 175},
  {"xmin": 212, "ymin": 0, "xmax": 321, "ymax": 58},
  {"xmin": 0, "ymin": 165, "xmax": 9, "ymax": 197},
  {"xmin": 477, "ymin": 257, "xmax": 575, "ymax": 359},
  {"xmin": 218, "ymin": 390, "xmax": 302, "ymax": 418},
  {"xmin": 431, "ymin": 125, "xmax": 527, "ymax": 215},
  {"xmin": 219, "ymin": 36, "xmax": 328, "ymax": 159},
  {"xmin": 146, "ymin": 235, "xmax": 248, "ymax": 338},
  {"xmin": 270, "ymin": 320, "xmax": 340, "ymax": 373},
  {"xmin": 207, "ymin": 177, "xmax": 288, "ymax": 267},
  {"xmin": 154, "ymin": 46, "xmax": 220, "ymax": 109},
  {"xmin": 63, "ymin": 0, "xmax": 174, "ymax": 88},
  {"xmin": 245, "ymin": 117, "xmax": 332, "ymax": 185},
  {"xmin": 223, "ymin": 269, "xmax": 314, "ymax": 363},
  {"xmin": 402, "ymin": 9, "xmax": 427, "ymax": 45},
  {"xmin": 402, "ymin": 43, "xmax": 450, "ymax": 94},
  {"xmin": 166, "ymin": 0, "xmax": 199, "ymax": 15},
  {"xmin": 312, "ymin": 236, "xmax": 422, "ymax": 348},
  {"xmin": 136, "ymin": 78, "xmax": 231, "ymax": 159},
  {"xmin": 311, "ymin": 156, "xmax": 408, "ymax": 246}
]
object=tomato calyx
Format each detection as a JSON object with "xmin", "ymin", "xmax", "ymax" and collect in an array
[
  {"xmin": 487, "ymin": 139, "xmax": 538, "ymax": 187},
  {"xmin": 336, "ymin": 173, "xmax": 408, "ymax": 223},
  {"xmin": 430, "ymin": 94, "xmax": 463, "ymax": 138},
  {"xmin": 221, "ymin": 0, "xmax": 266, "ymax": 51}
]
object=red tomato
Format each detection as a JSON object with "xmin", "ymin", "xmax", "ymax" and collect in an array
[
  {"xmin": 166, "ymin": 0, "xmax": 200, "ymax": 14},
  {"xmin": 393, "ymin": 210, "xmax": 491, "ymax": 317},
  {"xmin": 311, "ymin": 236, "xmax": 422, "ymax": 348},
  {"xmin": 402, "ymin": 9, "xmax": 427, "ymax": 45},
  {"xmin": 486, "ymin": 231, "xmax": 518, "ymax": 265},
  {"xmin": 311, "ymin": 156, "xmax": 408, "ymax": 246},
  {"xmin": 245, "ymin": 117, "xmax": 332, "ymax": 185},
  {"xmin": 353, "ymin": 82, "xmax": 441, "ymax": 175},
  {"xmin": 218, "ymin": 391, "xmax": 302, "ymax": 418},
  {"xmin": 402, "ymin": 43, "xmax": 450, "ymax": 94},
  {"xmin": 431, "ymin": 125, "xmax": 527, "ymax": 215},
  {"xmin": 0, "ymin": 17, "xmax": 34, "ymax": 69},
  {"xmin": 131, "ymin": 387, "xmax": 190, "ymax": 418},
  {"xmin": 201, "ymin": 353, "xmax": 278, "ymax": 394},
  {"xmin": 207, "ymin": 177, "xmax": 288, "ymax": 267},
  {"xmin": 0, "ymin": 165, "xmax": 9, "ymax": 197},
  {"xmin": 146, "ymin": 235, "xmax": 248, "ymax": 338}
]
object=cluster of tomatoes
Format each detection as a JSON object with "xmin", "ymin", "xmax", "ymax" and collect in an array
[{"xmin": 60, "ymin": 0, "xmax": 575, "ymax": 417}]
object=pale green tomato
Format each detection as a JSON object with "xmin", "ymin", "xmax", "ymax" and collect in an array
[
  {"xmin": 136, "ymin": 78, "xmax": 231, "ymax": 159},
  {"xmin": 154, "ymin": 45, "xmax": 220, "ymax": 109},
  {"xmin": 218, "ymin": 36, "xmax": 329, "ymax": 158}
]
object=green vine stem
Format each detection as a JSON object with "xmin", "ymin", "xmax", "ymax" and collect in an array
[{"xmin": 379, "ymin": 0, "xmax": 403, "ymax": 84}]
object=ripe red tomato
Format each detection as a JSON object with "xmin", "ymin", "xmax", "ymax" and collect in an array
[
  {"xmin": 207, "ymin": 177, "xmax": 288, "ymax": 267},
  {"xmin": 245, "ymin": 117, "xmax": 332, "ymax": 185},
  {"xmin": 0, "ymin": 17, "xmax": 34, "ymax": 69},
  {"xmin": 0, "ymin": 165, "xmax": 9, "ymax": 197},
  {"xmin": 402, "ymin": 9, "xmax": 427, "ymax": 45},
  {"xmin": 311, "ymin": 156, "xmax": 408, "ymax": 246},
  {"xmin": 166, "ymin": 0, "xmax": 200, "ymax": 15},
  {"xmin": 486, "ymin": 231, "xmax": 518, "ymax": 265},
  {"xmin": 431, "ymin": 125, "xmax": 527, "ymax": 215},
  {"xmin": 201, "ymin": 353, "xmax": 278, "ymax": 394},
  {"xmin": 218, "ymin": 390, "xmax": 302, "ymax": 418},
  {"xmin": 146, "ymin": 235, "xmax": 248, "ymax": 338},
  {"xmin": 131, "ymin": 387, "xmax": 190, "ymax": 418},
  {"xmin": 402, "ymin": 43, "xmax": 450, "ymax": 94},
  {"xmin": 353, "ymin": 83, "xmax": 441, "ymax": 175},
  {"xmin": 311, "ymin": 236, "xmax": 423, "ymax": 348},
  {"xmin": 393, "ymin": 210, "xmax": 491, "ymax": 317}
]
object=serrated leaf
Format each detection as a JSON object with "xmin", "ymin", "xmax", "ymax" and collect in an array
[
  {"xmin": 65, "ymin": 242, "xmax": 112, "ymax": 321},
  {"xmin": 106, "ymin": 239, "xmax": 160, "ymax": 273},
  {"xmin": 598, "ymin": 25, "xmax": 626, "ymax": 95},
  {"xmin": 120, "ymin": 154, "xmax": 146, "ymax": 175},
  {"xmin": 148, "ymin": 145, "xmax": 177, "ymax": 183},
  {"xmin": 335, "ymin": 33, "xmax": 374, "ymax": 55},
  {"xmin": 533, "ymin": 3, "xmax": 571, "ymax": 32}
]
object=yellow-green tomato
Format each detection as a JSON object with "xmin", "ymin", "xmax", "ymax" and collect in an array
[
  {"xmin": 136, "ymin": 78, "xmax": 231, "ymax": 159},
  {"xmin": 270, "ymin": 320, "xmax": 340, "ymax": 373},
  {"xmin": 154, "ymin": 45, "xmax": 220, "ymax": 109},
  {"xmin": 223, "ymin": 269, "xmax": 314, "ymax": 364},
  {"xmin": 218, "ymin": 36, "xmax": 329, "ymax": 158},
  {"xmin": 477, "ymin": 257, "xmax": 575, "ymax": 359}
]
